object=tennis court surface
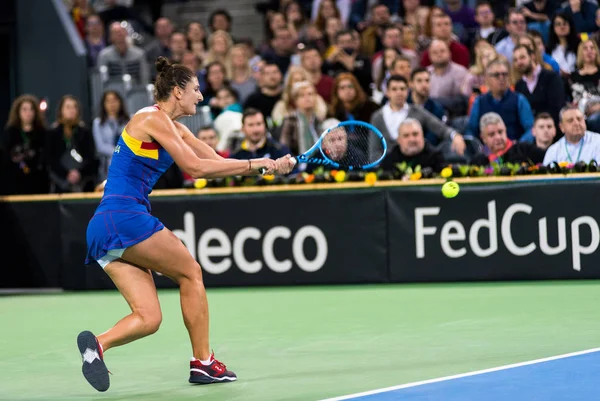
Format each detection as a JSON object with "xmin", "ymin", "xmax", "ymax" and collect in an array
[{"xmin": 2, "ymin": 281, "xmax": 600, "ymax": 400}]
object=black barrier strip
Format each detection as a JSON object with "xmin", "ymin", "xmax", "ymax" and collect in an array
[
  {"xmin": 57, "ymin": 201, "xmax": 66, "ymax": 290},
  {"xmin": 386, "ymin": 189, "xmax": 394, "ymax": 283}
]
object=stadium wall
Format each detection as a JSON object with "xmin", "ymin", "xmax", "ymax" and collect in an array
[
  {"xmin": 15, "ymin": 0, "xmax": 90, "ymax": 123},
  {"xmin": 2, "ymin": 178, "xmax": 600, "ymax": 290}
]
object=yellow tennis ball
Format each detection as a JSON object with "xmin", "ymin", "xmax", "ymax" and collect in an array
[
  {"xmin": 442, "ymin": 181, "xmax": 459, "ymax": 198},
  {"xmin": 194, "ymin": 178, "xmax": 207, "ymax": 189}
]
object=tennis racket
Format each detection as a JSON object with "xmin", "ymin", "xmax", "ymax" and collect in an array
[{"xmin": 259, "ymin": 120, "xmax": 387, "ymax": 173}]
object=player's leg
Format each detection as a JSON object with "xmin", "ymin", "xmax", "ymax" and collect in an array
[
  {"xmin": 119, "ymin": 227, "xmax": 236, "ymax": 384},
  {"xmin": 97, "ymin": 260, "xmax": 162, "ymax": 351},
  {"xmin": 120, "ymin": 228, "xmax": 209, "ymax": 359},
  {"xmin": 78, "ymin": 259, "xmax": 161, "ymax": 392}
]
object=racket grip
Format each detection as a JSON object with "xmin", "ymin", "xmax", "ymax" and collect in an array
[{"xmin": 257, "ymin": 157, "xmax": 297, "ymax": 175}]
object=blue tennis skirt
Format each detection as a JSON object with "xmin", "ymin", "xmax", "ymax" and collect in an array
[{"xmin": 85, "ymin": 201, "xmax": 164, "ymax": 267}]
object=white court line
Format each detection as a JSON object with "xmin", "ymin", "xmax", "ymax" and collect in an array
[{"xmin": 319, "ymin": 347, "xmax": 600, "ymax": 401}]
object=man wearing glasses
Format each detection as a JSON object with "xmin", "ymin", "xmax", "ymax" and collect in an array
[
  {"xmin": 465, "ymin": 58, "xmax": 534, "ymax": 140},
  {"xmin": 495, "ymin": 9, "xmax": 528, "ymax": 63},
  {"xmin": 473, "ymin": 2, "xmax": 508, "ymax": 47}
]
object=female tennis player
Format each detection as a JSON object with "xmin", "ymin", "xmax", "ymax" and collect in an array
[{"xmin": 77, "ymin": 56, "xmax": 295, "ymax": 392}]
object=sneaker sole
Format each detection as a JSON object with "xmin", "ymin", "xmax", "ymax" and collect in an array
[
  {"xmin": 77, "ymin": 331, "xmax": 110, "ymax": 392},
  {"xmin": 189, "ymin": 374, "xmax": 237, "ymax": 385}
]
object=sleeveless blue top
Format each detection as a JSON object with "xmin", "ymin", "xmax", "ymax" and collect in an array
[
  {"xmin": 85, "ymin": 106, "xmax": 175, "ymax": 264},
  {"xmin": 100, "ymin": 105, "xmax": 174, "ymax": 211}
]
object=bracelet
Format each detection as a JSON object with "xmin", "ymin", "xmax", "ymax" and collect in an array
[{"xmin": 248, "ymin": 160, "xmax": 252, "ymax": 171}]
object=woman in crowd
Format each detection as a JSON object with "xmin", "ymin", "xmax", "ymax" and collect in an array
[
  {"xmin": 314, "ymin": 0, "xmax": 341, "ymax": 34},
  {"xmin": 547, "ymin": 12, "xmax": 580, "ymax": 77},
  {"xmin": 322, "ymin": 17, "xmax": 344, "ymax": 59},
  {"xmin": 570, "ymin": 39, "xmax": 600, "ymax": 97},
  {"xmin": 186, "ymin": 22, "xmax": 207, "ymax": 62},
  {"xmin": 284, "ymin": 1, "xmax": 309, "ymax": 42},
  {"xmin": 271, "ymin": 65, "xmax": 328, "ymax": 126},
  {"xmin": 329, "ymin": 73, "xmax": 379, "ymax": 122},
  {"xmin": 92, "ymin": 90, "xmax": 129, "ymax": 182},
  {"xmin": 1, "ymin": 95, "xmax": 49, "ymax": 195},
  {"xmin": 374, "ymin": 48, "xmax": 403, "ymax": 95},
  {"xmin": 46, "ymin": 95, "xmax": 97, "ymax": 193},
  {"xmin": 278, "ymin": 81, "xmax": 323, "ymax": 157},
  {"xmin": 462, "ymin": 42, "xmax": 498, "ymax": 98},
  {"xmin": 203, "ymin": 30, "xmax": 233, "ymax": 72},
  {"xmin": 229, "ymin": 44, "xmax": 258, "ymax": 105},
  {"xmin": 200, "ymin": 61, "xmax": 229, "ymax": 115}
]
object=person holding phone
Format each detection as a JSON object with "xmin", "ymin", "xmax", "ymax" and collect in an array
[{"xmin": 323, "ymin": 29, "xmax": 373, "ymax": 95}]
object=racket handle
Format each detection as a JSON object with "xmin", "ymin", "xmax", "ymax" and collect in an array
[{"xmin": 257, "ymin": 157, "xmax": 297, "ymax": 175}]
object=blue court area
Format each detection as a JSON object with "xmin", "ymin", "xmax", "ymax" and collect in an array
[{"xmin": 325, "ymin": 349, "xmax": 600, "ymax": 401}]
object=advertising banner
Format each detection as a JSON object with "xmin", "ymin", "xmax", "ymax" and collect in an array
[{"xmin": 387, "ymin": 181, "xmax": 600, "ymax": 282}]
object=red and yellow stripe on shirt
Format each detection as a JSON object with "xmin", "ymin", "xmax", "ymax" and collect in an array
[{"xmin": 121, "ymin": 129, "xmax": 161, "ymax": 160}]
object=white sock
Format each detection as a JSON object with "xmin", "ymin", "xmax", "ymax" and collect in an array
[
  {"xmin": 200, "ymin": 356, "xmax": 213, "ymax": 366},
  {"xmin": 191, "ymin": 356, "xmax": 213, "ymax": 365}
]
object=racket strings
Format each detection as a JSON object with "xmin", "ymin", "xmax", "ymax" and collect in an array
[{"xmin": 322, "ymin": 125, "xmax": 385, "ymax": 168}]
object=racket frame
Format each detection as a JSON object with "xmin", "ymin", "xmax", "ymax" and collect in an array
[{"xmin": 294, "ymin": 120, "xmax": 387, "ymax": 170}]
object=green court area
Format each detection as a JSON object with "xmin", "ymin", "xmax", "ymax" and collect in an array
[{"xmin": 1, "ymin": 281, "xmax": 600, "ymax": 401}]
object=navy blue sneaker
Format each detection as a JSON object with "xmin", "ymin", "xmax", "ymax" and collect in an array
[{"xmin": 77, "ymin": 331, "xmax": 110, "ymax": 392}]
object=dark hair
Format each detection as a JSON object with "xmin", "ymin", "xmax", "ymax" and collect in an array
[
  {"xmin": 475, "ymin": 1, "xmax": 492, "ymax": 13},
  {"xmin": 505, "ymin": 7, "xmax": 524, "ymax": 24},
  {"xmin": 527, "ymin": 29, "xmax": 543, "ymax": 40},
  {"xmin": 235, "ymin": 37, "xmax": 255, "ymax": 48},
  {"xmin": 387, "ymin": 74, "xmax": 408, "ymax": 87},
  {"xmin": 284, "ymin": 1, "xmax": 306, "ymax": 29},
  {"xmin": 56, "ymin": 94, "xmax": 81, "ymax": 125},
  {"xmin": 376, "ymin": 47, "xmax": 401, "ymax": 90},
  {"xmin": 299, "ymin": 44, "xmax": 321, "ymax": 54},
  {"xmin": 5, "ymin": 94, "xmax": 47, "ymax": 131},
  {"xmin": 513, "ymin": 44, "xmax": 534, "ymax": 57},
  {"xmin": 206, "ymin": 60, "xmax": 227, "ymax": 76},
  {"xmin": 204, "ymin": 61, "xmax": 229, "ymax": 94},
  {"xmin": 548, "ymin": 12, "xmax": 580, "ymax": 55},
  {"xmin": 242, "ymin": 108, "xmax": 264, "ymax": 125},
  {"xmin": 153, "ymin": 56, "xmax": 195, "ymax": 102},
  {"xmin": 335, "ymin": 29, "xmax": 354, "ymax": 43},
  {"xmin": 260, "ymin": 62, "xmax": 281, "ymax": 73},
  {"xmin": 534, "ymin": 112, "xmax": 554, "ymax": 123},
  {"xmin": 264, "ymin": 12, "xmax": 285, "ymax": 41},
  {"xmin": 410, "ymin": 67, "xmax": 430, "ymax": 81},
  {"xmin": 170, "ymin": 31, "xmax": 187, "ymax": 41},
  {"xmin": 383, "ymin": 24, "xmax": 401, "ymax": 35},
  {"xmin": 99, "ymin": 90, "xmax": 129, "ymax": 124},
  {"xmin": 197, "ymin": 125, "xmax": 216, "ymax": 133},
  {"xmin": 217, "ymin": 85, "xmax": 240, "ymax": 101},
  {"xmin": 209, "ymin": 9, "xmax": 232, "ymax": 29},
  {"xmin": 434, "ymin": 13, "xmax": 452, "ymax": 23},
  {"xmin": 186, "ymin": 21, "xmax": 205, "ymax": 36},
  {"xmin": 371, "ymin": 2, "xmax": 389, "ymax": 12}
]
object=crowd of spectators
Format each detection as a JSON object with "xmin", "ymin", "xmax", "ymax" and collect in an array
[{"xmin": 4, "ymin": 0, "xmax": 600, "ymax": 195}]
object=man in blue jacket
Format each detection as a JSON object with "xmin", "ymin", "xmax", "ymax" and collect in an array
[{"xmin": 466, "ymin": 58, "xmax": 534, "ymax": 140}]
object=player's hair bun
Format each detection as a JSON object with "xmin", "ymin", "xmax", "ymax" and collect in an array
[{"xmin": 155, "ymin": 56, "xmax": 171, "ymax": 74}]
